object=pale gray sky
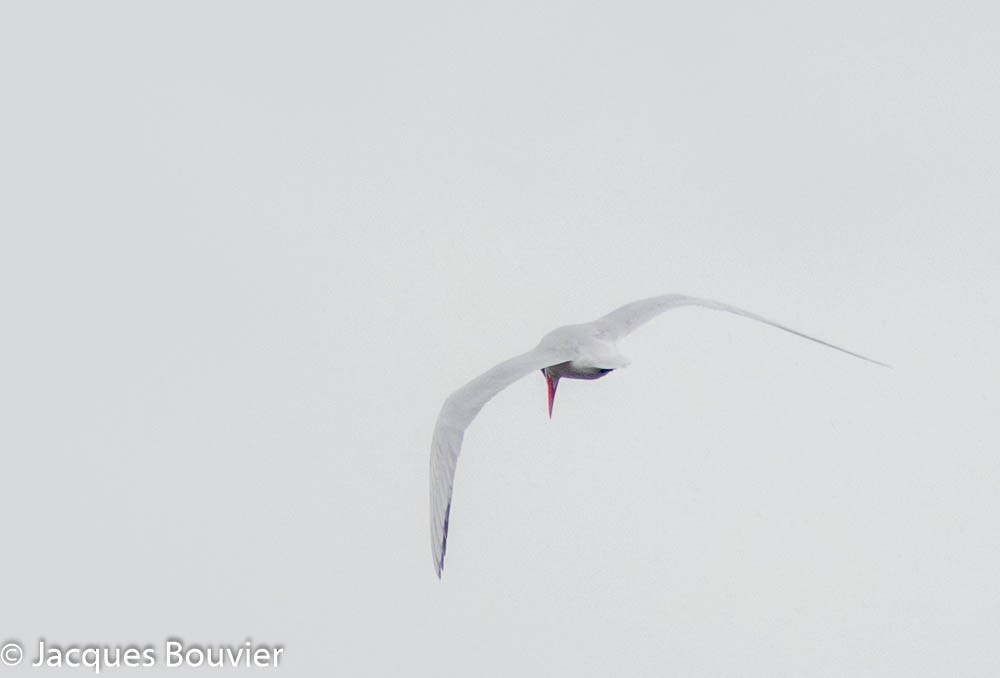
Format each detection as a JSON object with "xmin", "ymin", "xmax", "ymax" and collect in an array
[{"xmin": 2, "ymin": 1, "xmax": 998, "ymax": 676}]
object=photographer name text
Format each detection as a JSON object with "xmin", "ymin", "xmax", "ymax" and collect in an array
[{"xmin": 0, "ymin": 638, "xmax": 283, "ymax": 672}]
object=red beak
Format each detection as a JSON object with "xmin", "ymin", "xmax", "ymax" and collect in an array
[{"xmin": 545, "ymin": 372, "xmax": 558, "ymax": 418}]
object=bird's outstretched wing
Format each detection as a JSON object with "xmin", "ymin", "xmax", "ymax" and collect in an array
[
  {"xmin": 593, "ymin": 294, "xmax": 888, "ymax": 366},
  {"xmin": 430, "ymin": 346, "xmax": 576, "ymax": 578}
]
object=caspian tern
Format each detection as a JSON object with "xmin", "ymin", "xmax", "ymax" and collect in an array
[{"xmin": 429, "ymin": 294, "xmax": 885, "ymax": 578}]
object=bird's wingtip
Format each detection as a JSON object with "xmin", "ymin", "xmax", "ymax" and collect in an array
[
  {"xmin": 433, "ymin": 500, "xmax": 451, "ymax": 580},
  {"xmin": 862, "ymin": 355, "xmax": 892, "ymax": 369}
]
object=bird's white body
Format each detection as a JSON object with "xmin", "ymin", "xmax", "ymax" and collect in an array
[
  {"xmin": 536, "ymin": 323, "xmax": 630, "ymax": 376},
  {"xmin": 428, "ymin": 294, "xmax": 884, "ymax": 578}
]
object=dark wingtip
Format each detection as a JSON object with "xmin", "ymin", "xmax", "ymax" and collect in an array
[
  {"xmin": 436, "ymin": 500, "xmax": 451, "ymax": 579},
  {"xmin": 856, "ymin": 354, "xmax": 892, "ymax": 369}
]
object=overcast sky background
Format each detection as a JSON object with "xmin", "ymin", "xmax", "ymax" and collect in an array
[{"xmin": 2, "ymin": 1, "xmax": 998, "ymax": 676}]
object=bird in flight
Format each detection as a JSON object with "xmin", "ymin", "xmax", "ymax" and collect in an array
[{"xmin": 428, "ymin": 294, "xmax": 886, "ymax": 578}]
